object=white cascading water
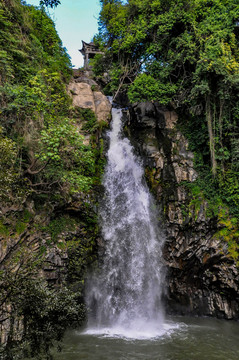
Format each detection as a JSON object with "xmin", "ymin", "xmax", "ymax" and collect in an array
[{"xmin": 86, "ymin": 107, "xmax": 166, "ymax": 338}]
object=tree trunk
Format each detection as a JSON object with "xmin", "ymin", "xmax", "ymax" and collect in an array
[
  {"xmin": 206, "ymin": 95, "xmax": 217, "ymax": 176},
  {"xmin": 218, "ymin": 98, "xmax": 225, "ymax": 172}
]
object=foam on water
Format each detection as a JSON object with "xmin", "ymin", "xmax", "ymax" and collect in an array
[{"xmin": 83, "ymin": 320, "xmax": 184, "ymax": 340}]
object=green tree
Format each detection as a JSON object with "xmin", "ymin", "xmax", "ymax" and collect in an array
[
  {"xmin": 96, "ymin": 2, "xmax": 239, "ymax": 128},
  {"xmin": 0, "ymin": 257, "xmax": 85, "ymax": 360},
  {"xmin": 35, "ymin": 118, "xmax": 95, "ymax": 194},
  {"xmin": 94, "ymin": 0, "xmax": 239, "ymax": 214}
]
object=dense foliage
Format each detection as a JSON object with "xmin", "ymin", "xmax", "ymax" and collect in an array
[
  {"xmin": 0, "ymin": 0, "xmax": 98, "ymax": 200},
  {"xmin": 93, "ymin": 0, "xmax": 239, "ymax": 218},
  {"xmin": 0, "ymin": 1, "xmax": 101, "ymax": 358},
  {"xmin": 1, "ymin": 271, "xmax": 85, "ymax": 360}
]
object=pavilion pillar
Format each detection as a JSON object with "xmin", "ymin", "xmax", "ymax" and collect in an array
[{"xmin": 84, "ymin": 51, "xmax": 89, "ymax": 69}]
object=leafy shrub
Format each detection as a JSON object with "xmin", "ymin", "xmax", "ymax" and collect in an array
[{"xmin": 128, "ymin": 73, "xmax": 177, "ymax": 104}]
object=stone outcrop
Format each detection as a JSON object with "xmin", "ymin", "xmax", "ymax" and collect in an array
[
  {"xmin": 68, "ymin": 77, "xmax": 111, "ymax": 122},
  {"xmin": 126, "ymin": 101, "xmax": 239, "ymax": 319}
]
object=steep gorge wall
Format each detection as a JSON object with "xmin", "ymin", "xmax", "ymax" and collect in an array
[
  {"xmin": 126, "ymin": 101, "xmax": 239, "ymax": 319},
  {"xmin": 0, "ymin": 1, "xmax": 113, "ymax": 356},
  {"xmin": 0, "ymin": 74, "xmax": 111, "ymax": 351}
]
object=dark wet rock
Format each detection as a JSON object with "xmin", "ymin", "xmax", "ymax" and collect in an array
[{"xmin": 127, "ymin": 101, "xmax": 239, "ymax": 320}]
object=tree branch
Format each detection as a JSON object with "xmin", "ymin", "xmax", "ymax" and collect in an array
[{"xmin": 24, "ymin": 159, "xmax": 50, "ymax": 176}]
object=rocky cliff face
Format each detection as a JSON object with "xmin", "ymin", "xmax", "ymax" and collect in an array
[
  {"xmin": 68, "ymin": 74, "xmax": 111, "ymax": 122},
  {"xmin": 126, "ymin": 101, "xmax": 239, "ymax": 319},
  {"xmin": 0, "ymin": 75, "xmax": 111, "ymax": 348}
]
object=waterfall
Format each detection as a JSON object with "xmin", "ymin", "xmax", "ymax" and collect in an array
[{"xmin": 86, "ymin": 107, "xmax": 165, "ymax": 338}]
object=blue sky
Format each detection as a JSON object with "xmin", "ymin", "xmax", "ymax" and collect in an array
[{"xmin": 26, "ymin": 0, "xmax": 101, "ymax": 68}]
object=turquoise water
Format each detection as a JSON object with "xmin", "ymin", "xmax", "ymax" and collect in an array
[{"xmin": 53, "ymin": 316, "xmax": 239, "ymax": 360}]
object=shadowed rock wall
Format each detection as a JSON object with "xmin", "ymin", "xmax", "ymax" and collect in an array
[{"xmin": 126, "ymin": 101, "xmax": 239, "ymax": 319}]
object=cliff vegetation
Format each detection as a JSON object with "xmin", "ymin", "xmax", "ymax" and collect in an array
[
  {"xmin": 0, "ymin": 1, "xmax": 105, "ymax": 358},
  {"xmin": 92, "ymin": 0, "xmax": 239, "ymax": 257}
]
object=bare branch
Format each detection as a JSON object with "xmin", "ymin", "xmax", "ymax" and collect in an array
[{"xmin": 24, "ymin": 159, "xmax": 50, "ymax": 176}]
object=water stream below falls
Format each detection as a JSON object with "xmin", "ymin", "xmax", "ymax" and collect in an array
[
  {"xmin": 54, "ymin": 107, "xmax": 239, "ymax": 359},
  {"xmin": 53, "ymin": 316, "xmax": 239, "ymax": 360}
]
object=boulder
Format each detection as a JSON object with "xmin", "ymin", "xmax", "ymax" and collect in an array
[{"xmin": 68, "ymin": 79, "xmax": 111, "ymax": 122}]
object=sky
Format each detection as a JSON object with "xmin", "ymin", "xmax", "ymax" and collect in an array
[{"xmin": 26, "ymin": 0, "xmax": 101, "ymax": 68}]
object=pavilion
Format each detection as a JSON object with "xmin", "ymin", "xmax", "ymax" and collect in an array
[{"xmin": 79, "ymin": 41, "xmax": 104, "ymax": 69}]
